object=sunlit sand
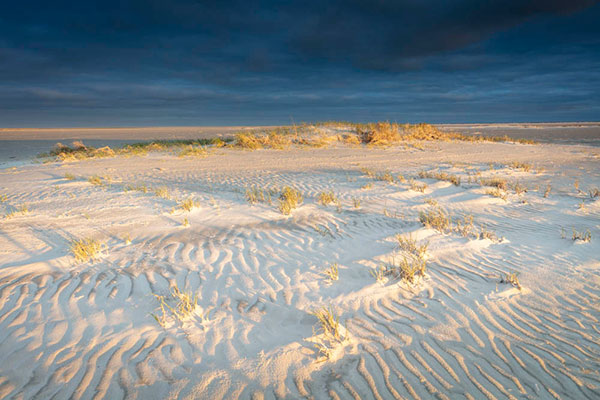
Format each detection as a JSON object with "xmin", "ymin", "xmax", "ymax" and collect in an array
[{"xmin": 0, "ymin": 123, "xmax": 599, "ymax": 399}]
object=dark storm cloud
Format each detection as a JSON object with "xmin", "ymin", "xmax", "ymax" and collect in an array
[{"xmin": 0, "ymin": 0, "xmax": 598, "ymax": 126}]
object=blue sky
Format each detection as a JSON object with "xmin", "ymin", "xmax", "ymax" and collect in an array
[{"xmin": 1, "ymin": 0, "xmax": 599, "ymax": 127}]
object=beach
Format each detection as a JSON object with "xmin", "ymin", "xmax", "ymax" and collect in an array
[{"xmin": 0, "ymin": 123, "xmax": 599, "ymax": 399}]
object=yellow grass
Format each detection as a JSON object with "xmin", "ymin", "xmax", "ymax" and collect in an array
[{"xmin": 70, "ymin": 238, "xmax": 104, "ymax": 263}]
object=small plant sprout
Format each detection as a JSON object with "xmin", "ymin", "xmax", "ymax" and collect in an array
[
  {"xmin": 544, "ymin": 184, "xmax": 551, "ymax": 198},
  {"xmin": 500, "ymin": 272, "xmax": 522, "ymax": 290},
  {"xmin": 361, "ymin": 183, "xmax": 373, "ymax": 190},
  {"xmin": 123, "ymin": 233, "xmax": 132, "ymax": 245},
  {"xmin": 318, "ymin": 191, "xmax": 337, "ymax": 206},
  {"xmin": 65, "ymin": 173, "xmax": 76, "ymax": 180},
  {"xmin": 323, "ymin": 263, "xmax": 339, "ymax": 281},
  {"xmin": 179, "ymin": 197, "xmax": 199, "ymax": 212},
  {"xmin": 574, "ymin": 179, "xmax": 580, "ymax": 192},
  {"xmin": 0, "ymin": 194, "xmax": 7, "ymax": 203},
  {"xmin": 352, "ymin": 197, "xmax": 361, "ymax": 208},
  {"xmin": 182, "ymin": 217, "xmax": 190, "ymax": 227},
  {"xmin": 70, "ymin": 238, "xmax": 105, "ymax": 263},
  {"xmin": 578, "ymin": 200, "xmax": 585, "ymax": 210}
]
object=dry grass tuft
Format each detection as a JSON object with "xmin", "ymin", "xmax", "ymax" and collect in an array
[
  {"xmin": 352, "ymin": 197, "xmax": 361, "ymax": 208},
  {"xmin": 323, "ymin": 263, "xmax": 339, "ymax": 281},
  {"xmin": 419, "ymin": 207, "xmax": 451, "ymax": 232},
  {"xmin": 65, "ymin": 173, "xmax": 76, "ymax": 181},
  {"xmin": 234, "ymin": 132, "xmax": 263, "ymax": 149},
  {"xmin": 278, "ymin": 186, "xmax": 303, "ymax": 215},
  {"xmin": 418, "ymin": 170, "xmax": 461, "ymax": 186},
  {"xmin": 480, "ymin": 177, "xmax": 508, "ymax": 191},
  {"xmin": 570, "ymin": 229, "xmax": 592, "ymax": 242},
  {"xmin": 70, "ymin": 238, "xmax": 104, "ymax": 263},
  {"xmin": 154, "ymin": 186, "xmax": 171, "ymax": 199},
  {"xmin": 318, "ymin": 191, "xmax": 338, "ymax": 206},
  {"xmin": 409, "ymin": 179, "xmax": 428, "ymax": 193},
  {"xmin": 485, "ymin": 187, "xmax": 507, "ymax": 201},
  {"xmin": 500, "ymin": 272, "xmax": 522, "ymax": 290},
  {"xmin": 245, "ymin": 186, "xmax": 274, "ymax": 205},
  {"xmin": 178, "ymin": 145, "xmax": 207, "ymax": 157},
  {"xmin": 396, "ymin": 234, "xmax": 429, "ymax": 259},
  {"xmin": 88, "ymin": 175, "xmax": 103, "ymax": 186},
  {"xmin": 510, "ymin": 161, "xmax": 533, "ymax": 172},
  {"xmin": 358, "ymin": 121, "xmax": 400, "ymax": 145},
  {"xmin": 178, "ymin": 197, "xmax": 200, "ymax": 212},
  {"xmin": 152, "ymin": 285, "xmax": 208, "ymax": 327},
  {"xmin": 544, "ymin": 185, "xmax": 552, "ymax": 198}
]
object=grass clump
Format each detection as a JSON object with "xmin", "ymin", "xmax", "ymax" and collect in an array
[
  {"xmin": 311, "ymin": 306, "xmax": 348, "ymax": 361},
  {"xmin": 378, "ymin": 256, "xmax": 427, "ymax": 284},
  {"xmin": 65, "ymin": 173, "xmax": 76, "ymax": 181},
  {"xmin": 409, "ymin": 179, "xmax": 427, "ymax": 193},
  {"xmin": 88, "ymin": 175, "xmax": 103, "ymax": 186},
  {"xmin": 178, "ymin": 197, "xmax": 200, "ymax": 212},
  {"xmin": 278, "ymin": 186, "xmax": 303, "ymax": 215},
  {"xmin": 70, "ymin": 238, "xmax": 104, "ymax": 263},
  {"xmin": 245, "ymin": 186, "xmax": 273, "ymax": 205},
  {"xmin": 375, "ymin": 171, "xmax": 395, "ymax": 183},
  {"xmin": 513, "ymin": 182, "xmax": 527, "ymax": 195},
  {"xmin": 152, "ymin": 285, "xmax": 208, "ymax": 327},
  {"xmin": 352, "ymin": 197, "xmax": 361, "ymax": 208},
  {"xmin": 418, "ymin": 170, "xmax": 461, "ymax": 186},
  {"xmin": 419, "ymin": 207, "xmax": 451, "ymax": 233},
  {"xmin": 323, "ymin": 263, "xmax": 339, "ymax": 282},
  {"xmin": 500, "ymin": 272, "xmax": 522, "ymax": 290},
  {"xmin": 154, "ymin": 186, "xmax": 171, "ymax": 199},
  {"xmin": 480, "ymin": 177, "xmax": 508, "ymax": 190},
  {"xmin": 568, "ymin": 228, "xmax": 592, "ymax": 242},
  {"xmin": 178, "ymin": 145, "xmax": 207, "ymax": 157},
  {"xmin": 485, "ymin": 187, "xmax": 507, "ymax": 201},
  {"xmin": 357, "ymin": 121, "xmax": 400, "ymax": 145},
  {"xmin": 544, "ymin": 185, "xmax": 552, "ymax": 198},
  {"xmin": 396, "ymin": 234, "xmax": 428, "ymax": 259},
  {"xmin": 510, "ymin": 161, "xmax": 533, "ymax": 172},
  {"xmin": 318, "ymin": 191, "xmax": 338, "ymax": 206},
  {"xmin": 4, "ymin": 204, "xmax": 30, "ymax": 219}
]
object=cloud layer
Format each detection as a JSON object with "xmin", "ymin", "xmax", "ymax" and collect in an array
[{"xmin": 1, "ymin": 0, "xmax": 599, "ymax": 126}]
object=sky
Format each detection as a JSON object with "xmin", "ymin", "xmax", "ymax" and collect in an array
[{"xmin": 1, "ymin": 0, "xmax": 599, "ymax": 127}]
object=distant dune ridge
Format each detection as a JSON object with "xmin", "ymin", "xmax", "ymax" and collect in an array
[{"xmin": 0, "ymin": 123, "xmax": 599, "ymax": 398}]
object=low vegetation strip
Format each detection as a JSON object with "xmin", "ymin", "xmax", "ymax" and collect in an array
[{"xmin": 38, "ymin": 122, "xmax": 536, "ymax": 161}]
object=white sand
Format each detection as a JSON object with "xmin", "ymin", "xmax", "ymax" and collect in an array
[{"xmin": 0, "ymin": 134, "xmax": 599, "ymax": 399}]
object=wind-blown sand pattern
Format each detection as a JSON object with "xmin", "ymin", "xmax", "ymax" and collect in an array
[{"xmin": 0, "ymin": 135, "xmax": 599, "ymax": 399}]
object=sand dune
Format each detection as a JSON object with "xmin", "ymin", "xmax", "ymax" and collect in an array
[{"xmin": 0, "ymin": 137, "xmax": 599, "ymax": 399}]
